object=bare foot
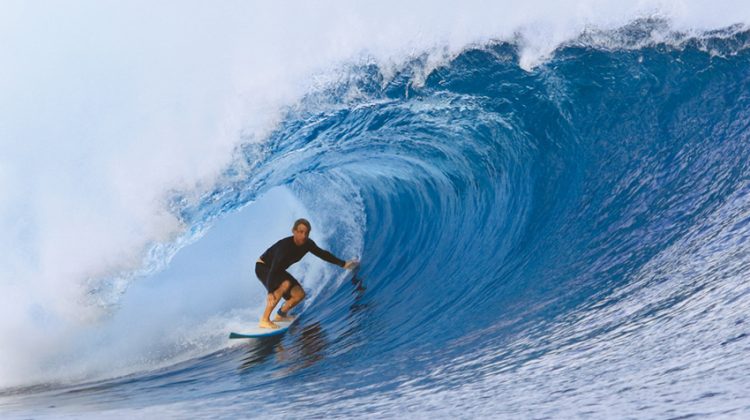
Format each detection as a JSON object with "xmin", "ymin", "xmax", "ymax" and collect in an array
[
  {"xmin": 259, "ymin": 320, "xmax": 280, "ymax": 329},
  {"xmin": 273, "ymin": 314, "xmax": 296, "ymax": 322}
]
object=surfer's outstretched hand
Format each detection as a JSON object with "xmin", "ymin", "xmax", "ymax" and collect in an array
[{"xmin": 344, "ymin": 260, "xmax": 360, "ymax": 270}]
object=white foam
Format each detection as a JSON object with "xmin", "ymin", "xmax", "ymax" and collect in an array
[{"xmin": 1, "ymin": 0, "xmax": 749, "ymax": 387}]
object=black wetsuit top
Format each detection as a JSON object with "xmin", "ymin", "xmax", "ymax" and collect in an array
[{"xmin": 259, "ymin": 236, "xmax": 345, "ymax": 285}]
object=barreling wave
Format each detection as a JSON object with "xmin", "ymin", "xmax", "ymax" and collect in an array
[
  {"xmin": 122, "ymin": 22, "xmax": 750, "ymax": 417},
  {"xmin": 3, "ymin": 21, "xmax": 750, "ymax": 419}
]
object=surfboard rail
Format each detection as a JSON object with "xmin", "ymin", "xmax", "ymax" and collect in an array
[{"xmin": 228, "ymin": 321, "xmax": 293, "ymax": 339}]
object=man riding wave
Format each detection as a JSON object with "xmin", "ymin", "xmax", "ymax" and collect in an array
[{"xmin": 255, "ymin": 218, "xmax": 358, "ymax": 329}]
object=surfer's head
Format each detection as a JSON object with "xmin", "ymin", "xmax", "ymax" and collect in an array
[{"xmin": 292, "ymin": 218, "xmax": 311, "ymax": 245}]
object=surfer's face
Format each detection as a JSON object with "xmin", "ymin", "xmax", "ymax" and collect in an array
[{"xmin": 293, "ymin": 224, "xmax": 310, "ymax": 246}]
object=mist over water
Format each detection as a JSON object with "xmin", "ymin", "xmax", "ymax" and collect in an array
[{"xmin": 2, "ymin": 1, "xmax": 750, "ymax": 418}]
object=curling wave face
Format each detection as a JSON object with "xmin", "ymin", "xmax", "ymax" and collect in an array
[
  {"xmin": 2, "ymin": 20, "xmax": 750, "ymax": 419},
  {"xmin": 168, "ymin": 27, "xmax": 750, "ymax": 417}
]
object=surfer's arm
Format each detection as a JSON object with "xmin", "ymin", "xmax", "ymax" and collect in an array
[
  {"xmin": 343, "ymin": 260, "xmax": 359, "ymax": 270},
  {"xmin": 308, "ymin": 240, "xmax": 347, "ymax": 267}
]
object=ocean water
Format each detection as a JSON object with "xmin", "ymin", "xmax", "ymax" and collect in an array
[{"xmin": 2, "ymin": 2, "xmax": 750, "ymax": 419}]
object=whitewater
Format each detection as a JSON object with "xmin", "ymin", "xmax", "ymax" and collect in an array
[{"xmin": 1, "ymin": 1, "xmax": 750, "ymax": 418}]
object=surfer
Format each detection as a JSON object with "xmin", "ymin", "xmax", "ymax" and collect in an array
[{"xmin": 255, "ymin": 218, "xmax": 358, "ymax": 329}]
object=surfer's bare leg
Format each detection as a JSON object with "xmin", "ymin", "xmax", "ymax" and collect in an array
[
  {"xmin": 260, "ymin": 280, "xmax": 291, "ymax": 329},
  {"xmin": 275, "ymin": 285, "xmax": 306, "ymax": 321}
]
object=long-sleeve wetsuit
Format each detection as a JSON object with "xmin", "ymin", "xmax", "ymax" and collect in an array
[{"xmin": 256, "ymin": 236, "xmax": 344, "ymax": 295}]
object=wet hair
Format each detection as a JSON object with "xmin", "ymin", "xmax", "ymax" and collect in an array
[{"xmin": 293, "ymin": 218, "xmax": 311, "ymax": 233}]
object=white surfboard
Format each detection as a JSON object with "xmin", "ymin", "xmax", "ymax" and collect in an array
[{"xmin": 229, "ymin": 321, "xmax": 293, "ymax": 339}]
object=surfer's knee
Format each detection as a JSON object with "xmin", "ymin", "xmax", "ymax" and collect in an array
[
  {"xmin": 289, "ymin": 285, "xmax": 305, "ymax": 301},
  {"xmin": 280, "ymin": 279, "xmax": 292, "ymax": 292},
  {"xmin": 272, "ymin": 280, "xmax": 288, "ymax": 298}
]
